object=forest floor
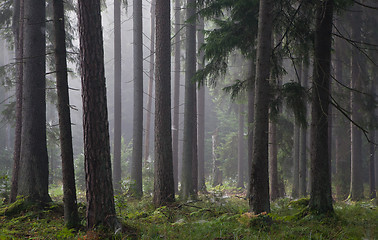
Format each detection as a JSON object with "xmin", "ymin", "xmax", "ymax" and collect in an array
[{"xmin": 0, "ymin": 187, "xmax": 377, "ymax": 239}]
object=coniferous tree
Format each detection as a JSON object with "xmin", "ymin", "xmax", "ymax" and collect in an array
[
  {"xmin": 9, "ymin": 0, "xmax": 23, "ymax": 203},
  {"xmin": 131, "ymin": 0, "xmax": 143, "ymax": 197},
  {"xmin": 153, "ymin": 0, "xmax": 175, "ymax": 206},
  {"xmin": 17, "ymin": 0, "xmax": 50, "ymax": 203},
  {"xmin": 237, "ymin": 103, "xmax": 245, "ymax": 188},
  {"xmin": 78, "ymin": 0, "xmax": 118, "ymax": 229},
  {"xmin": 52, "ymin": 0, "xmax": 79, "ymax": 227},
  {"xmin": 248, "ymin": 0, "xmax": 273, "ymax": 214},
  {"xmin": 113, "ymin": 0, "xmax": 122, "ymax": 193},
  {"xmin": 309, "ymin": 0, "xmax": 334, "ymax": 214},
  {"xmin": 181, "ymin": 0, "xmax": 197, "ymax": 199}
]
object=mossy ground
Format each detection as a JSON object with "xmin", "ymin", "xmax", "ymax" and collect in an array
[{"xmin": 1, "ymin": 190, "xmax": 377, "ymax": 239}]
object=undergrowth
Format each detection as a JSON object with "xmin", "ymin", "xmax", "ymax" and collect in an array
[{"xmin": 0, "ymin": 191, "xmax": 377, "ymax": 239}]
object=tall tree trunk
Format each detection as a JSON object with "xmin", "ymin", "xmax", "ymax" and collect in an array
[
  {"xmin": 292, "ymin": 120, "xmax": 300, "ymax": 198},
  {"xmin": 78, "ymin": 0, "xmax": 118, "ymax": 229},
  {"xmin": 197, "ymin": 17, "xmax": 206, "ymax": 192},
  {"xmin": 192, "ymin": 99, "xmax": 198, "ymax": 195},
  {"xmin": 269, "ymin": 116, "xmax": 279, "ymax": 200},
  {"xmin": 249, "ymin": 0, "xmax": 273, "ymax": 214},
  {"xmin": 247, "ymin": 60, "xmax": 255, "ymax": 199},
  {"xmin": 172, "ymin": 0, "xmax": 181, "ymax": 194},
  {"xmin": 299, "ymin": 58, "xmax": 309, "ymax": 197},
  {"xmin": 349, "ymin": 3, "xmax": 364, "ymax": 201},
  {"xmin": 237, "ymin": 103, "xmax": 245, "ymax": 188},
  {"xmin": 131, "ymin": 0, "xmax": 143, "ymax": 197},
  {"xmin": 369, "ymin": 65, "xmax": 376, "ymax": 199},
  {"xmin": 181, "ymin": 0, "xmax": 196, "ymax": 200},
  {"xmin": 10, "ymin": 0, "xmax": 23, "ymax": 203},
  {"xmin": 153, "ymin": 0, "xmax": 175, "ymax": 206},
  {"xmin": 113, "ymin": 0, "xmax": 122, "ymax": 193},
  {"xmin": 309, "ymin": 0, "xmax": 334, "ymax": 214},
  {"xmin": 144, "ymin": 0, "xmax": 156, "ymax": 165},
  {"xmin": 18, "ymin": 0, "xmax": 50, "ymax": 203},
  {"xmin": 53, "ymin": 0, "xmax": 79, "ymax": 227},
  {"xmin": 212, "ymin": 129, "xmax": 222, "ymax": 187}
]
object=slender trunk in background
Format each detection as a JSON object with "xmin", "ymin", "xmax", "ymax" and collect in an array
[
  {"xmin": 247, "ymin": 60, "xmax": 254, "ymax": 199},
  {"xmin": 17, "ymin": 0, "xmax": 50, "ymax": 203},
  {"xmin": 144, "ymin": 0, "xmax": 156, "ymax": 165},
  {"xmin": 131, "ymin": 0, "xmax": 144, "ymax": 197},
  {"xmin": 192, "ymin": 98, "xmax": 198, "ymax": 195},
  {"xmin": 10, "ymin": 0, "xmax": 23, "ymax": 203},
  {"xmin": 113, "ymin": 0, "xmax": 122, "ymax": 193},
  {"xmin": 309, "ymin": 0, "xmax": 334, "ymax": 214},
  {"xmin": 349, "ymin": 3, "xmax": 364, "ymax": 201},
  {"xmin": 78, "ymin": 0, "xmax": 118, "ymax": 229},
  {"xmin": 197, "ymin": 17, "xmax": 206, "ymax": 192},
  {"xmin": 181, "ymin": 0, "xmax": 197, "ymax": 199},
  {"xmin": 299, "ymin": 57, "xmax": 309, "ymax": 197},
  {"xmin": 153, "ymin": 0, "xmax": 175, "ymax": 206},
  {"xmin": 249, "ymin": 0, "xmax": 273, "ymax": 214},
  {"xmin": 212, "ymin": 129, "xmax": 222, "ymax": 186},
  {"xmin": 53, "ymin": 0, "xmax": 79, "ymax": 227},
  {"xmin": 237, "ymin": 104, "xmax": 245, "ymax": 188},
  {"xmin": 172, "ymin": 0, "xmax": 181, "ymax": 194},
  {"xmin": 369, "ymin": 67, "xmax": 376, "ymax": 199},
  {"xmin": 292, "ymin": 63, "xmax": 302, "ymax": 199}
]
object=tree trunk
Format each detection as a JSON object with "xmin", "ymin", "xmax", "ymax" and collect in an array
[
  {"xmin": 349, "ymin": 4, "xmax": 364, "ymax": 201},
  {"xmin": 369, "ymin": 64, "xmax": 376, "ymax": 199},
  {"xmin": 292, "ymin": 119, "xmax": 300, "ymax": 198},
  {"xmin": 181, "ymin": 0, "xmax": 196, "ymax": 200},
  {"xmin": 172, "ymin": 0, "xmax": 181, "ymax": 194},
  {"xmin": 144, "ymin": 0, "xmax": 156, "ymax": 165},
  {"xmin": 78, "ymin": 0, "xmax": 118, "ymax": 230},
  {"xmin": 10, "ymin": 0, "xmax": 23, "ymax": 203},
  {"xmin": 131, "ymin": 0, "xmax": 144, "ymax": 197},
  {"xmin": 247, "ymin": 60, "xmax": 255, "ymax": 199},
  {"xmin": 113, "ymin": 0, "xmax": 122, "ymax": 193},
  {"xmin": 248, "ymin": 0, "xmax": 273, "ymax": 214},
  {"xmin": 212, "ymin": 130, "xmax": 222, "ymax": 187},
  {"xmin": 197, "ymin": 17, "xmax": 206, "ymax": 192},
  {"xmin": 17, "ymin": 0, "xmax": 50, "ymax": 203},
  {"xmin": 299, "ymin": 58, "xmax": 309, "ymax": 197},
  {"xmin": 153, "ymin": 0, "xmax": 175, "ymax": 207},
  {"xmin": 237, "ymin": 103, "xmax": 245, "ymax": 188},
  {"xmin": 309, "ymin": 0, "xmax": 334, "ymax": 214},
  {"xmin": 53, "ymin": 0, "xmax": 79, "ymax": 227},
  {"xmin": 192, "ymin": 100, "xmax": 198, "ymax": 195},
  {"xmin": 269, "ymin": 117, "xmax": 279, "ymax": 200}
]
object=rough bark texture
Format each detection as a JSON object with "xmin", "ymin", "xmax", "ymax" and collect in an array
[
  {"xmin": 237, "ymin": 104, "xmax": 245, "ymax": 189},
  {"xmin": 113, "ymin": 0, "xmax": 122, "ymax": 193},
  {"xmin": 309, "ymin": 0, "xmax": 334, "ymax": 214},
  {"xmin": 153, "ymin": 0, "xmax": 175, "ymax": 206},
  {"xmin": 248, "ymin": 0, "xmax": 273, "ymax": 214},
  {"xmin": 17, "ymin": 0, "xmax": 51, "ymax": 203},
  {"xmin": 144, "ymin": 0, "xmax": 155, "ymax": 165},
  {"xmin": 53, "ymin": 0, "xmax": 79, "ymax": 227},
  {"xmin": 10, "ymin": 0, "xmax": 23, "ymax": 203},
  {"xmin": 172, "ymin": 0, "xmax": 181, "ymax": 194},
  {"xmin": 181, "ymin": 0, "xmax": 196, "ymax": 200},
  {"xmin": 78, "ymin": 0, "xmax": 118, "ymax": 229},
  {"xmin": 349, "ymin": 4, "xmax": 364, "ymax": 201},
  {"xmin": 131, "ymin": 0, "xmax": 144, "ymax": 197}
]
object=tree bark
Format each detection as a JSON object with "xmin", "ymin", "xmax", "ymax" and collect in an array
[
  {"xmin": 131, "ymin": 0, "xmax": 144, "ymax": 197},
  {"xmin": 172, "ymin": 0, "xmax": 181, "ymax": 194},
  {"xmin": 53, "ymin": 0, "xmax": 79, "ymax": 227},
  {"xmin": 153, "ymin": 0, "xmax": 175, "ymax": 206},
  {"xmin": 181, "ymin": 0, "xmax": 196, "ymax": 200},
  {"xmin": 17, "ymin": 0, "xmax": 51, "ymax": 203},
  {"xmin": 247, "ymin": 60, "xmax": 255, "ymax": 199},
  {"xmin": 78, "ymin": 0, "xmax": 118, "ymax": 229},
  {"xmin": 249, "ymin": 0, "xmax": 273, "ymax": 214},
  {"xmin": 309, "ymin": 0, "xmax": 334, "ymax": 214},
  {"xmin": 10, "ymin": 0, "xmax": 23, "ymax": 203},
  {"xmin": 113, "ymin": 0, "xmax": 122, "ymax": 193},
  {"xmin": 269, "ymin": 117, "xmax": 279, "ymax": 200}
]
